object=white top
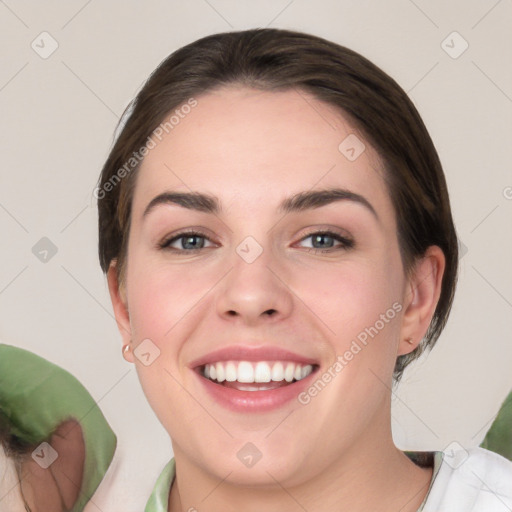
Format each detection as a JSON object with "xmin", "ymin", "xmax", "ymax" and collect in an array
[{"xmin": 421, "ymin": 447, "xmax": 512, "ymax": 511}]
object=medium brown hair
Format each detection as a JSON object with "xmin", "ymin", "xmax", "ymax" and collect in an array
[{"xmin": 97, "ymin": 28, "xmax": 458, "ymax": 380}]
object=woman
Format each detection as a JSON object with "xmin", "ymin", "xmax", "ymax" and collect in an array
[{"xmin": 97, "ymin": 28, "xmax": 512, "ymax": 511}]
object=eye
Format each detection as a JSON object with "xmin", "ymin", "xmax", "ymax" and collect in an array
[
  {"xmin": 297, "ymin": 230, "xmax": 354, "ymax": 252},
  {"xmin": 159, "ymin": 230, "xmax": 215, "ymax": 252},
  {"xmin": 158, "ymin": 229, "xmax": 353, "ymax": 253}
]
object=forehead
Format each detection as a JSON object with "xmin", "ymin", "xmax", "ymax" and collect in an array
[{"xmin": 133, "ymin": 86, "xmax": 392, "ymax": 219}]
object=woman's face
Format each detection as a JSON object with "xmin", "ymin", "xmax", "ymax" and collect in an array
[{"xmin": 112, "ymin": 86, "xmax": 423, "ymax": 485}]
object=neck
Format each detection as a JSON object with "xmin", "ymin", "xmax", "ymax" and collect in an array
[{"xmin": 168, "ymin": 419, "xmax": 433, "ymax": 512}]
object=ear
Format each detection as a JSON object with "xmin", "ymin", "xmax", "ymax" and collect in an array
[
  {"xmin": 107, "ymin": 261, "xmax": 134, "ymax": 362},
  {"xmin": 398, "ymin": 245, "xmax": 446, "ymax": 356}
]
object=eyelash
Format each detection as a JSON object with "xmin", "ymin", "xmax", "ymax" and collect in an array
[{"xmin": 159, "ymin": 229, "xmax": 354, "ymax": 254}]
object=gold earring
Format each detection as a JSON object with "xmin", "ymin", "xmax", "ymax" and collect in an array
[
  {"xmin": 405, "ymin": 337, "xmax": 414, "ymax": 345},
  {"xmin": 122, "ymin": 344, "xmax": 131, "ymax": 360}
]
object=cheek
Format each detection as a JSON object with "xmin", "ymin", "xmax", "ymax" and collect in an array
[
  {"xmin": 294, "ymin": 258, "xmax": 404, "ymax": 347},
  {"xmin": 124, "ymin": 256, "xmax": 205, "ymax": 424},
  {"xmin": 127, "ymin": 272, "xmax": 177, "ymax": 342},
  {"xmin": 126, "ymin": 250, "xmax": 199, "ymax": 341},
  {"xmin": 298, "ymin": 260, "xmax": 405, "ymax": 407}
]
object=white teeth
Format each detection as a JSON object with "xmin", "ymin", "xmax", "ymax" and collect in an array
[
  {"xmin": 202, "ymin": 361, "xmax": 314, "ymax": 385},
  {"xmin": 302, "ymin": 364, "xmax": 314, "ymax": 379},
  {"xmin": 271, "ymin": 362, "xmax": 284, "ymax": 381},
  {"xmin": 225, "ymin": 362, "xmax": 237, "ymax": 382},
  {"xmin": 254, "ymin": 362, "xmax": 271, "ymax": 383},
  {"xmin": 216, "ymin": 362, "xmax": 225, "ymax": 382},
  {"xmin": 237, "ymin": 361, "xmax": 254, "ymax": 383},
  {"xmin": 284, "ymin": 363, "xmax": 295, "ymax": 383}
]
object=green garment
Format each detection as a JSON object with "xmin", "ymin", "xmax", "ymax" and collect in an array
[
  {"xmin": 480, "ymin": 391, "xmax": 512, "ymax": 461},
  {"xmin": 0, "ymin": 344, "xmax": 117, "ymax": 512}
]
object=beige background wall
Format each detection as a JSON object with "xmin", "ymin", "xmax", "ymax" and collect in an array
[{"xmin": 1, "ymin": 1, "xmax": 511, "ymax": 510}]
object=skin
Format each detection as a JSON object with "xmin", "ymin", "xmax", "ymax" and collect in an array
[
  {"xmin": 16, "ymin": 420, "xmax": 85, "ymax": 512},
  {"xmin": 108, "ymin": 86, "xmax": 445, "ymax": 512}
]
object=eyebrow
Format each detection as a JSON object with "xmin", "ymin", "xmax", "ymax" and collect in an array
[{"xmin": 142, "ymin": 188, "xmax": 378, "ymax": 220}]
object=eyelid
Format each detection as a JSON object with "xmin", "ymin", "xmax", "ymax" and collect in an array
[
  {"xmin": 158, "ymin": 228, "xmax": 217, "ymax": 250},
  {"xmin": 158, "ymin": 226, "xmax": 354, "ymax": 252},
  {"xmin": 294, "ymin": 226, "xmax": 354, "ymax": 245},
  {"xmin": 296, "ymin": 236, "xmax": 353, "ymax": 254}
]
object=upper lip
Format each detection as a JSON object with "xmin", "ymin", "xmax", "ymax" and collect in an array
[{"xmin": 188, "ymin": 345, "xmax": 319, "ymax": 369}]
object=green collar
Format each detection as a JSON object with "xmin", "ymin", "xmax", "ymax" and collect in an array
[{"xmin": 145, "ymin": 458, "xmax": 176, "ymax": 512}]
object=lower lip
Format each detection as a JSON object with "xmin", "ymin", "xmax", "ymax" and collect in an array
[{"xmin": 195, "ymin": 369, "xmax": 318, "ymax": 412}]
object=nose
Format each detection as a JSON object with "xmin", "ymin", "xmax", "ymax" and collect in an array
[{"xmin": 215, "ymin": 247, "xmax": 294, "ymax": 326}]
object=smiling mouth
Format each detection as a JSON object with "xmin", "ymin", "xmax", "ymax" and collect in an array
[{"xmin": 198, "ymin": 360, "xmax": 318, "ymax": 391}]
